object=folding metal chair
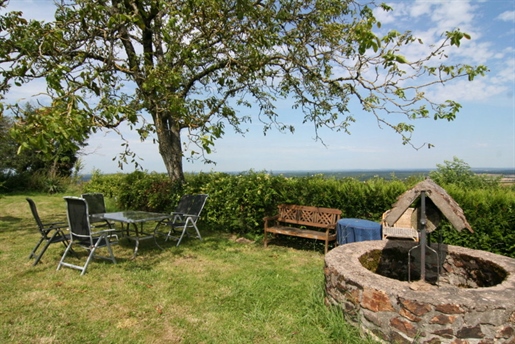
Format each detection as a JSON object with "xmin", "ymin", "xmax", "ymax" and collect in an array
[
  {"xmin": 154, "ymin": 194, "xmax": 208, "ymax": 246},
  {"xmin": 81, "ymin": 193, "xmax": 113, "ymax": 228},
  {"xmin": 57, "ymin": 197, "xmax": 118, "ymax": 276},
  {"xmin": 27, "ymin": 198, "xmax": 70, "ymax": 266}
]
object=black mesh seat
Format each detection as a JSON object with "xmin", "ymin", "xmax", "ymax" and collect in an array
[
  {"xmin": 57, "ymin": 197, "xmax": 118, "ymax": 275},
  {"xmin": 81, "ymin": 193, "xmax": 113, "ymax": 229},
  {"xmin": 27, "ymin": 198, "xmax": 70, "ymax": 266},
  {"xmin": 154, "ymin": 194, "xmax": 208, "ymax": 246}
]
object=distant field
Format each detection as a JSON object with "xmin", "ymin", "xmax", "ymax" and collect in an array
[
  {"xmin": 81, "ymin": 168, "xmax": 515, "ymax": 182},
  {"xmin": 268, "ymin": 168, "xmax": 515, "ymax": 181}
]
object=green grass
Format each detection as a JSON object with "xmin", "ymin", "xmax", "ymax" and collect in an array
[{"xmin": 0, "ymin": 194, "xmax": 375, "ymax": 344}]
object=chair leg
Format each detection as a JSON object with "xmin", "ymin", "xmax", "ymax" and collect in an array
[
  {"xmin": 104, "ymin": 239, "xmax": 117, "ymax": 264},
  {"xmin": 165, "ymin": 225, "xmax": 175, "ymax": 242},
  {"xmin": 80, "ymin": 237, "xmax": 106, "ymax": 276},
  {"xmin": 81, "ymin": 246, "xmax": 98, "ymax": 276},
  {"xmin": 57, "ymin": 241, "xmax": 75, "ymax": 271},
  {"xmin": 192, "ymin": 223, "xmax": 202, "ymax": 241},
  {"xmin": 58, "ymin": 238, "xmax": 116, "ymax": 276},
  {"xmin": 176, "ymin": 226, "xmax": 188, "ymax": 246},
  {"xmin": 28, "ymin": 237, "xmax": 45, "ymax": 260},
  {"xmin": 32, "ymin": 240, "xmax": 53, "ymax": 266},
  {"xmin": 32, "ymin": 230, "xmax": 63, "ymax": 266}
]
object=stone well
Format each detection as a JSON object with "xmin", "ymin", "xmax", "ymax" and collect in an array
[{"xmin": 324, "ymin": 240, "xmax": 515, "ymax": 343}]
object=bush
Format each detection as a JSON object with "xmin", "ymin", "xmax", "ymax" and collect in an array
[
  {"xmin": 0, "ymin": 170, "xmax": 75, "ymax": 194},
  {"xmin": 84, "ymin": 170, "xmax": 182, "ymax": 212},
  {"xmin": 438, "ymin": 185, "xmax": 515, "ymax": 257},
  {"xmin": 83, "ymin": 170, "xmax": 515, "ymax": 258}
]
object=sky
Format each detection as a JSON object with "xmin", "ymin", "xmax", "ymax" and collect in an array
[{"xmin": 2, "ymin": 0, "xmax": 515, "ymax": 174}]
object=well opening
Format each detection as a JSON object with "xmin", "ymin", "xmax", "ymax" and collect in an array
[{"xmin": 359, "ymin": 247, "xmax": 508, "ymax": 288}]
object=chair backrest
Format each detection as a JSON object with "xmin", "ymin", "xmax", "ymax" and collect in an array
[
  {"xmin": 174, "ymin": 194, "xmax": 208, "ymax": 217},
  {"xmin": 81, "ymin": 193, "xmax": 107, "ymax": 215},
  {"xmin": 26, "ymin": 198, "xmax": 45, "ymax": 232},
  {"xmin": 64, "ymin": 197, "xmax": 93, "ymax": 243},
  {"xmin": 277, "ymin": 204, "xmax": 341, "ymax": 228}
]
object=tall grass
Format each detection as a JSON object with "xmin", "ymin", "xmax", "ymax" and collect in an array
[{"xmin": 0, "ymin": 194, "xmax": 375, "ymax": 344}]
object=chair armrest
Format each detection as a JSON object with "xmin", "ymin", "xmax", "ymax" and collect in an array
[
  {"xmin": 43, "ymin": 221, "xmax": 68, "ymax": 229},
  {"xmin": 91, "ymin": 228, "xmax": 118, "ymax": 235},
  {"xmin": 181, "ymin": 213, "xmax": 198, "ymax": 218}
]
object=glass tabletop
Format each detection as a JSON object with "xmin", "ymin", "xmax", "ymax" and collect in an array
[{"xmin": 94, "ymin": 211, "xmax": 171, "ymax": 223}]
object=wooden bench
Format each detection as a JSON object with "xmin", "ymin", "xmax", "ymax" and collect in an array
[{"xmin": 263, "ymin": 204, "xmax": 341, "ymax": 253}]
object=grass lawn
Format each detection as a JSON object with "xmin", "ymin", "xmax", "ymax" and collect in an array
[{"xmin": 0, "ymin": 194, "xmax": 375, "ymax": 343}]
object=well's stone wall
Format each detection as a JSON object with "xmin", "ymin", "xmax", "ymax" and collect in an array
[{"xmin": 324, "ymin": 241, "xmax": 515, "ymax": 343}]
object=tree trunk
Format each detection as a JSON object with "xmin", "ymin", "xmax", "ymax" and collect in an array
[{"xmin": 155, "ymin": 113, "xmax": 185, "ymax": 183}]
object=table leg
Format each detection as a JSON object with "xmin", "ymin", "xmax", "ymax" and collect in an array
[
  {"xmin": 129, "ymin": 223, "xmax": 141, "ymax": 259},
  {"xmin": 129, "ymin": 222, "xmax": 162, "ymax": 259}
]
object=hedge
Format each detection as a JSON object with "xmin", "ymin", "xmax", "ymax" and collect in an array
[{"xmin": 83, "ymin": 170, "xmax": 515, "ymax": 258}]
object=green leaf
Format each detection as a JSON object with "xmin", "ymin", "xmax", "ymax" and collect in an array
[{"xmin": 395, "ymin": 55, "xmax": 408, "ymax": 64}]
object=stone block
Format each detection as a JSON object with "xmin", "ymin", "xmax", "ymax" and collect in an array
[
  {"xmin": 389, "ymin": 330, "xmax": 413, "ymax": 344},
  {"xmin": 431, "ymin": 328, "xmax": 454, "ymax": 339},
  {"xmin": 435, "ymin": 303, "xmax": 465, "ymax": 314},
  {"xmin": 361, "ymin": 287, "xmax": 394, "ymax": 312},
  {"xmin": 456, "ymin": 325, "xmax": 485, "ymax": 339},
  {"xmin": 399, "ymin": 298, "xmax": 432, "ymax": 316},
  {"xmin": 430, "ymin": 314, "xmax": 458, "ymax": 325},
  {"xmin": 496, "ymin": 326, "xmax": 514, "ymax": 339},
  {"xmin": 399, "ymin": 307, "xmax": 421, "ymax": 322},
  {"xmin": 390, "ymin": 317, "xmax": 419, "ymax": 338}
]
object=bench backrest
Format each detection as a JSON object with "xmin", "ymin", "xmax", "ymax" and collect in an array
[{"xmin": 277, "ymin": 204, "xmax": 341, "ymax": 228}]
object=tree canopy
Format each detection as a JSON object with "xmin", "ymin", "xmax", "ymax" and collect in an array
[
  {"xmin": 0, "ymin": 104, "xmax": 85, "ymax": 179},
  {"xmin": 0, "ymin": 0, "xmax": 487, "ymax": 182}
]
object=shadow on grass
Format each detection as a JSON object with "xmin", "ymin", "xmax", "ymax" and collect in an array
[
  {"xmin": 0, "ymin": 216, "xmax": 21, "ymax": 222},
  {"xmin": 265, "ymin": 235, "xmax": 330, "ymax": 255}
]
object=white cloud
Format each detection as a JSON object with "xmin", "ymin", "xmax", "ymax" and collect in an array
[
  {"xmin": 409, "ymin": 2, "xmax": 433, "ymax": 18},
  {"xmin": 429, "ymin": 1, "xmax": 477, "ymax": 33},
  {"xmin": 425, "ymin": 77, "xmax": 508, "ymax": 103},
  {"xmin": 497, "ymin": 10, "xmax": 515, "ymax": 22}
]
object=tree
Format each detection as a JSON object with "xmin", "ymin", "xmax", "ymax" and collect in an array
[
  {"xmin": 0, "ymin": 105, "xmax": 84, "ymax": 179},
  {"xmin": 0, "ymin": 115, "xmax": 16, "ymax": 173},
  {"xmin": 0, "ymin": 0, "xmax": 487, "ymax": 182},
  {"xmin": 429, "ymin": 157, "xmax": 501, "ymax": 189}
]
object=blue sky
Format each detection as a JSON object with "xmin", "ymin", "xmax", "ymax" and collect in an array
[{"xmin": 3, "ymin": 0, "xmax": 515, "ymax": 174}]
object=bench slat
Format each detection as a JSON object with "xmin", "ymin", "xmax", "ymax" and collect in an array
[{"xmin": 266, "ymin": 226, "xmax": 337, "ymax": 240}]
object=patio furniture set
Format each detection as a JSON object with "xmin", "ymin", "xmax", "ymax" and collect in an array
[{"xmin": 27, "ymin": 193, "xmax": 208, "ymax": 275}]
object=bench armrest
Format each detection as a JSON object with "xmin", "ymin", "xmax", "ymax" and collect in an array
[{"xmin": 263, "ymin": 215, "xmax": 279, "ymax": 228}]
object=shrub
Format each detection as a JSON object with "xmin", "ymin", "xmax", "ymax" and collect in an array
[{"xmin": 82, "ymin": 170, "xmax": 515, "ymax": 258}]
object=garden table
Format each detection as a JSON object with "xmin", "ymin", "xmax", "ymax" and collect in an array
[{"xmin": 92, "ymin": 211, "xmax": 171, "ymax": 258}]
